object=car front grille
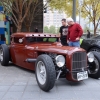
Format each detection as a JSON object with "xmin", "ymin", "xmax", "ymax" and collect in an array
[{"xmin": 72, "ymin": 51, "xmax": 87, "ymax": 80}]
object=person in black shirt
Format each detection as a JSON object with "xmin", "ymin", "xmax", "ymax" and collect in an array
[
  {"xmin": 87, "ymin": 30, "xmax": 91, "ymax": 38},
  {"xmin": 34, "ymin": 27, "xmax": 39, "ymax": 33},
  {"xmin": 59, "ymin": 19, "xmax": 68, "ymax": 46}
]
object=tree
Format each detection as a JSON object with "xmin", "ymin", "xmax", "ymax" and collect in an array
[
  {"xmin": 56, "ymin": 27, "xmax": 60, "ymax": 34},
  {"xmin": 81, "ymin": 0, "xmax": 100, "ymax": 35},
  {"xmin": 0, "ymin": 2, "xmax": 2, "ymax": 6},
  {"xmin": 49, "ymin": 0, "xmax": 100, "ymax": 35},
  {"xmin": 24, "ymin": 0, "xmax": 43, "ymax": 31},
  {"xmin": 1, "ymin": 0, "xmax": 34, "ymax": 32},
  {"xmin": 24, "ymin": 0, "xmax": 50, "ymax": 31},
  {"xmin": 49, "ymin": 25, "xmax": 56, "ymax": 34},
  {"xmin": 44, "ymin": 26, "xmax": 49, "ymax": 33},
  {"xmin": 48, "ymin": 0, "xmax": 79, "ymax": 16}
]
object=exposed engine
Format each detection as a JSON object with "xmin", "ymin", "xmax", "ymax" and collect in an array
[{"xmin": 45, "ymin": 52, "xmax": 67, "ymax": 79}]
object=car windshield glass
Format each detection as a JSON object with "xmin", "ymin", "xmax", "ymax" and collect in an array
[{"xmin": 26, "ymin": 37, "xmax": 58, "ymax": 43}]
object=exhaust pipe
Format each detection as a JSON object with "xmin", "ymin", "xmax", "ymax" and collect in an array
[{"xmin": 25, "ymin": 58, "xmax": 37, "ymax": 63}]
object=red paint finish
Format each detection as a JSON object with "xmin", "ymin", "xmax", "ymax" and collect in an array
[{"xmin": 9, "ymin": 32, "xmax": 87, "ymax": 81}]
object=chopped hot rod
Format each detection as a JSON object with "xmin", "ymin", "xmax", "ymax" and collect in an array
[{"xmin": 0, "ymin": 33, "xmax": 99, "ymax": 91}]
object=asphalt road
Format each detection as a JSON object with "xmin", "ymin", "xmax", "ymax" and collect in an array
[{"xmin": 0, "ymin": 63, "xmax": 100, "ymax": 100}]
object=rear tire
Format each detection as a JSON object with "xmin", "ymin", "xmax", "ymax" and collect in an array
[
  {"xmin": 0, "ymin": 44, "xmax": 10, "ymax": 66},
  {"xmin": 35, "ymin": 54, "xmax": 56, "ymax": 92},
  {"xmin": 88, "ymin": 51, "xmax": 100, "ymax": 79}
]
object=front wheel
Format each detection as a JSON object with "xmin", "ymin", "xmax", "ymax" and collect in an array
[
  {"xmin": 88, "ymin": 51, "xmax": 100, "ymax": 79},
  {"xmin": 35, "ymin": 54, "xmax": 56, "ymax": 92}
]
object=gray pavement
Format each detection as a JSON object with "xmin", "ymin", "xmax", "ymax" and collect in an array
[{"xmin": 0, "ymin": 63, "xmax": 100, "ymax": 100}]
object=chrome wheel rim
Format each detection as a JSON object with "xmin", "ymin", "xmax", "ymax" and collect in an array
[
  {"xmin": 36, "ymin": 61, "xmax": 46, "ymax": 85},
  {"xmin": 0, "ymin": 49, "xmax": 3, "ymax": 62},
  {"xmin": 89, "ymin": 57, "xmax": 99, "ymax": 74}
]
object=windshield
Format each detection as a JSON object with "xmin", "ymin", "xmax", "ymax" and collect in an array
[{"xmin": 26, "ymin": 37, "xmax": 59, "ymax": 43}]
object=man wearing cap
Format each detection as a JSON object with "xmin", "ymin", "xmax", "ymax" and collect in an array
[
  {"xmin": 67, "ymin": 18, "xmax": 83, "ymax": 47},
  {"xmin": 59, "ymin": 19, "xmax": 68, "ymax": 46}
]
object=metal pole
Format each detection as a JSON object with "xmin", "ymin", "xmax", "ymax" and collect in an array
[
  {"xmin": 72, "ymin": 0, "xmax": 76, "ymax": 22},
  {"xmin": 79, "ymin": 5, "xmax": 81, "ymax": 24},
  {"xmin": 79, "ymin": 0, "xmax": 83, "ymax": 24}
]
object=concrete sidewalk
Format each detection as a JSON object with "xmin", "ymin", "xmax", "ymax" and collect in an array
[{"xmin": 0, "ymin": 63, "xmax": 100, "ymax": 100}]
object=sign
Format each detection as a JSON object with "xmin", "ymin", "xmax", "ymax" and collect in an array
[{"xmin": 0, "ymin": 6, "xmax": 3, "ymax": 11}]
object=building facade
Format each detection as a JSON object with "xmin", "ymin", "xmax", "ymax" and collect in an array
[{"xmin": 44, "ymin": 9, "xmax": 67, "ymax": 28}]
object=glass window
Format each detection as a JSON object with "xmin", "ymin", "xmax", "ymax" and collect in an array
[
  {"xmin": 14, "ymin": 37, "xmax": 24, "ymax": 44},
  {"xmin": 26, "ymin": 37, "xmax": 59, "ymax": 43}
]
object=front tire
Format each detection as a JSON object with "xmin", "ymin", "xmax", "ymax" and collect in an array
[
  {"xmin": 88, "ymin": 51, "xmax": 100, "ymax": 79},
  {"xmin": 35, "ymin": 54, "xmax": 56, "ymax": 92}
]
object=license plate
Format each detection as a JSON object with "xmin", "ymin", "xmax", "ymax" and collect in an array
[{"xmin": 77, "ymin": 71, "xmax": 88, "ymax": 81}]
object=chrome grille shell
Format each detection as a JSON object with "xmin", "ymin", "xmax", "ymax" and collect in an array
[{"xmin": 72, "ymin": 51, "xmax": 87, "ymax": 80}]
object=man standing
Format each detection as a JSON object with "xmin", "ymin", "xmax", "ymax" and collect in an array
[
  {"xmin": 59, "ymin": 19, "xmax": 68, "ymax": 46},
  {"xmin": 67, "ymin": 18, "xmax": 83, "ymax": 47}
]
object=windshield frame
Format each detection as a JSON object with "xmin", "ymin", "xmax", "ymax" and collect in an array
[{"xmin": 25, "ymin": 37, "xmax": 59, "ymax": 44}]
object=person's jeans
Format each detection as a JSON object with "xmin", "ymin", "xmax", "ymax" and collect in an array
[{"xmin": 69, "ymin": 41, "xmax": 80, "ymax": 47}]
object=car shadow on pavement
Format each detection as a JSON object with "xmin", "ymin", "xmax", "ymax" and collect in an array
[
  {"xmin": 8, "ymin": 62, "xmax": 35, "ymax": 74},
  {"xmin": 56, "ymin": 78, "xmax": 84, "ymax": 87},
  {"xmin": 7, "ymin": 62, "xmax": 85, "ymax": 87}
]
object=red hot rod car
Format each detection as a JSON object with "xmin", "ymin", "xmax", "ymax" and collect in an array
[{"xmin": 0, "ymin": 33, "xmax": 100, "ymax": 91}]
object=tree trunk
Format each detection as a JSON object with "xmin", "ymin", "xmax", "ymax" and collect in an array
[
  {"xmin": 17, "ymin": 14, "xmax": 22, "ymax": 32},
  {"xmin": 26, "ymin": 25, "xmax": 31, "ymax": 32},
  {"xmin": 94, "ymin": 27, "xmax": 96, "ymax": 36},
  {"xmin": 17, "ymin": 22, "xmax": 22, "ymax": 32},
  {"xmin": 93, "ymin": 18, "xmax": 96, "ymax": 36}
]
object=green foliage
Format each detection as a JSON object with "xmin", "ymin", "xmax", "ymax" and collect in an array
[
  {"xmin": 44, "ymin": 26, "xmax": 59, "ymax": 34},
  {"xmin": 49, "ymin": 0, "xmax": 80, "ymax": 17},
  {"xmin": 49, "ymin": 0, "xmax": 72, "ymax": 16},
  {"xmin": 56, "ymin": 27, "xmax": 60, "ymax": 34},
  {"xmin": 81, "ymin": 0, "xmax": 100, "ymax": 35},
  {"xmin": 49, "ymin": 0, "xmax": 100, "ymax": 35},
  {"xmin": 49, "ymin": 25, "xmax": 56, "ymax": 34},
  {"xmin": 44, "ymin": 26, "xmax": 49, "ymax": 33},
  {"xmin": 81, "ymin": 0, "xmax": 100, "ymax": 20}
]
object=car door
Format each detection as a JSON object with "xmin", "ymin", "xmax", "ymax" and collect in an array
[
  {"xmin": 23, "ymin": 37, "xmax": 38, "ymax": 70},
  {"xmin": 11, "ymin": 37, "xmax": 26, "ymax": 67}
]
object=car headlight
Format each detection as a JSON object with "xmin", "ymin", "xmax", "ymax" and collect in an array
[
  {"xmin": 55, "ymin": 55, "xmax": 65, "ymax": 67},
  {"xmin": 87, "ymin": 52, "xmax": 94, "ymax": 62}
]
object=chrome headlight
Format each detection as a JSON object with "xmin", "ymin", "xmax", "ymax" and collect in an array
[
  {"xmin": 55, "ymin": 55, "xmax": 65, "ymax": 67},
  {"xmin": 87, "ymin": 52, "xmax": 94, "ymax": 62}
]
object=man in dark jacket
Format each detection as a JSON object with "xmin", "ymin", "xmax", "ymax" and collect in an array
[{"xmin": 59, "ymin": 19, "xmax": 68, "ymax": 46}]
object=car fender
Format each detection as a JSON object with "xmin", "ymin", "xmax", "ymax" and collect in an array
[{"xmin": 87, "ymin": 45, "xmax": 100, "ymax": 52}]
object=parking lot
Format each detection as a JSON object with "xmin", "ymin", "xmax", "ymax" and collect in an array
[{"xmin": 0, "ymin": 63, "xmax": 100, "ymax": 100}]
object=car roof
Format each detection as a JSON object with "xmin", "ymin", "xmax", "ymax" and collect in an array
[{"xmin": 11, "ymin": 32, "xmax": 60, "ymax": 38}]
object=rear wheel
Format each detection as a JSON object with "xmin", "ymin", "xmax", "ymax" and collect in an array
[
  {"xmin": 35, "ymin": 54, "xmax": 56, "ymax": 92},
  {"xmin": 88, "ymin": 52, "xmax": 100, "ymax": 79},
  {"xmin": 0, "ymin": 44, "xmax": 10, "ymax": 66}
]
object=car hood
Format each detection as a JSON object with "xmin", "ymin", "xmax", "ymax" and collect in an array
[
  {"xmin": 27, "ymin": 42, "xmax": 85, "ymax": 55},
  {"xmin": 82, "ymin": 38, "xmax": 100, "ymax": 46}
]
